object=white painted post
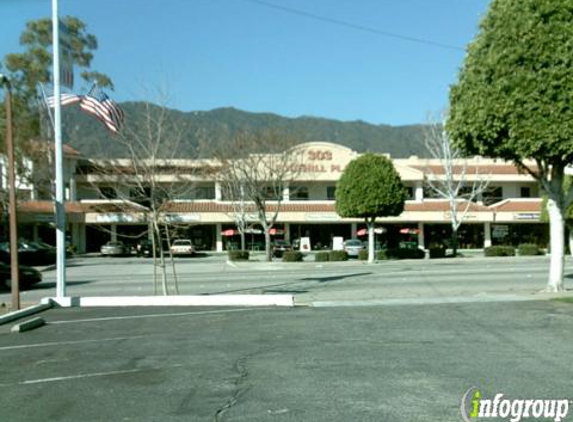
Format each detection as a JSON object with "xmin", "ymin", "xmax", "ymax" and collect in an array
[
  {"xmin": 52, "ymin": 0, "xmax": 67, "ymax": 298},
  {"xmin": 216, "ymin": 223, "xmax": 223, "ymax": 252},
  {"xmin": 484, "ymin": 222, "xmax": 492, "ymax": 248},
  {"xmin": 418, "ymin": 222, "xmax": 425, "ymax": 249}
]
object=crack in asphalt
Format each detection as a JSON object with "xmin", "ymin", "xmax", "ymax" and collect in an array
[{"xmin": 213, "ymin": 354, "xmax": 253, "ymax": 422}]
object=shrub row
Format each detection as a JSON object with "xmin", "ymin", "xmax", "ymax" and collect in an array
[
  {"xmin": 282, "ymin": 251, "xmax": 304, "ymax": 262},
  {"xmin": 314, "ymin": 250, "xmax": 349, "ymax": 262},
  {"xmin": 484, "ymin": 246, "xmax": 516, "ymax": 257},
  {"xmin": 517, "ymin": 243, "xmax": 544, "ymax": 256},
  {"xmin": 378, "ymin": 248, "xmax": 425, "ymax": 260},
  {"xmin": 227, "ymin": 250, "xmax": 249, "ymax": 261}
]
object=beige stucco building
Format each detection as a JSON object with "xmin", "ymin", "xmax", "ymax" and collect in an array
[{"xmin": 14, "ymin": 141, "xmax": 546, "ymax": 253}]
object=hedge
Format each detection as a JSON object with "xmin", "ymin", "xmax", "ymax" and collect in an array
[
  {"xmin": 358, "ymin": 249, "xmax": 369, "ymax": 260},
  {"xmin": 377, "ymin": 248, "xmax": 425, "ymax": 260},
  {"xmin": 282, "ymin": 251, "xmax": 304, "ymax": 262},
  {"xmin": 429, "ymin": 247, "xmax": 446, "ymax": 259},
  {"xmin": 228, "ymin": 250, "xmax": 249, "ymax": 261},
  {"xmin": 484, "ymin": 246, "xmax": 516, "ymax": 257},
  {"xmin": 329, "ymin": 250, "xmax": 349, "ymax": 261},
  {"xmin": 518, "ymin": 244, "xmax": 543, "ymax": 256},
  {"xmin": 315, "ymin": 251, "xmax": 330, "ymax": 262}
]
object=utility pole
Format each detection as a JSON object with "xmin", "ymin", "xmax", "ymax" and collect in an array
[{"xmin": 0, "ymin": 74, "xmax": 20, "ymax": 310}]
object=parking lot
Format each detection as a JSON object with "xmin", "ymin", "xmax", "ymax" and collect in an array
[{"xmin": 2, "ymin": 299, "xmax": 573, "ymax": 421}]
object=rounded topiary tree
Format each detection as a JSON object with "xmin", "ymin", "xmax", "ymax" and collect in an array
[{"xmin": 335, "ymin": 154, "xmax": 407, "ymax": 263}]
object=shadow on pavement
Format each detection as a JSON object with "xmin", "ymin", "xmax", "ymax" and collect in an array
[{"xmin": 299, "ymin": 272, "xmax": 372, "ymax": 283}]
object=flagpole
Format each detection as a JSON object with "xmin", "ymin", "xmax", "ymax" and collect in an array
[{"xmin": 52, "ymin": 0, "xmax": 67, "ymax": 299}]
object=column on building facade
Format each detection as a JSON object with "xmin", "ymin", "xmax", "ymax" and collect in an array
[
  {"xmin": 215, "ymin": 182, "xmax": 222, "ymax": 201},
  {"xmin": 284, "ymin": 223, "xmax": 290, "ymax": 242},
  {"xmin": 484, "ymin": 222, "xmax": 492, "ymax": 248},
  {"xmin": 69, "ymin": 176, "xmax": 77, "ymax": 201},
  {"xmin": 111, "ymin": 224, "xmax": 117, "ymax": 242},
  {"xmin": 415, "ymin": 182, "xmax": 424, "ymax": 201},
  {"xmin": 417, "ymin": 222, "xmax": 425, "ymax": 249},
  {"xmin": 351, "ymin": 222, "xmax": 357, "ymax": 238},
  {"xmin": 71, "ymin": 222, "xmax": 86, "ymax": 254},
  {"xmin": 216, "ymin": 223, "xmax": 223, "ymax": 252},
  {"xmin": 283, "ymin": 185, "xmax": 289, "ymax": 202},
  {"xmin": 32, "ymin": 224, "xmax": 39, "ymax": 242}
]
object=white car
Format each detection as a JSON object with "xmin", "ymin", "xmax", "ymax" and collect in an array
[{"xmin": 170, "ymin": 239, "xmax": 195, "ymax": 256}]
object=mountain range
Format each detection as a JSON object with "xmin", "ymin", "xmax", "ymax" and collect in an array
[{"xmin": 61, "ymin": 103, "xmax": 430, "ymax": 159}]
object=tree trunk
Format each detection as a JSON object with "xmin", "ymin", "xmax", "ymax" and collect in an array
[
  {"xmin": 451, "ymin": 227, "xmax": 459, "ymax": 257},
  {"xmin": 569, "ymin": 227, "xmax": 573, "ymax": 258},
  {"xmin": 153, "ymin": 220, "xmax": 169, "ymax": 295},
  {"xmin": 367, "ymin": 219, "xmax": 375, "ymax": 263},
  {"xmin": 547, "ymin": 198, "xmax": 565, "ymax": 292},
  {"xmin": 240, "ymin": 230, "xmax": 246, "ymax": 251},
  {"xmin": 265, "ymin": 229, "xmax": 272, "ymax": 262}
]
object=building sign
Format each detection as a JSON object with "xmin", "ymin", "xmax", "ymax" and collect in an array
[
  {"xmin": 305, "ymin": 213, "xmax": 339, "ymax": 221},
  {"xmin": 95, "ymin": 213, "xmax": 140, "ymax": 223},
  {"xmin": 513, "ymin": 212, "xmax": 541, "ymax": 221},
  {"xmin": 164, "ymin": 213, "xmax": 201, "ymax": 223}
]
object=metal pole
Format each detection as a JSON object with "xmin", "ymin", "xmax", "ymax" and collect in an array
[
  {"xmin": 1, "ymin": 74, "xmax": 20, "ymax": 310},
  {"xmin": 52, "ymin": 0, "xmax": 66, "ymax": 298}
]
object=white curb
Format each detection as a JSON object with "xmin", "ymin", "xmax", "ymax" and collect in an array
[
  {"xmin": 11, "ymin": 317, "xmax": 46, "ymax": 333},
  {"xmin": 0, "ymin": 302, "xmax": 53, "ymax": 326},
  {"xmin": 43, "ymin": 295, "xmax": 295, "ymax": 308}
]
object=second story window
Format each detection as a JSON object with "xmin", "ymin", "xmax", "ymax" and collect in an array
[
  {"xmin": 327, "ymin": 186, "xmax": 336, "ymax": 200},
  {"xmin": 520, "ymin": 187, "xmax": 531, "ymax": 198},
  {"xmin": 482, "ymin": 186, "xmax": 503, "ymax": 205},
  {"xmin": 290, "ymin": 186, "xmax": 309, "ymax": 200},
  {"xmin": 100, "ymin": 186, "xmax": 117, "ymax": 199}
]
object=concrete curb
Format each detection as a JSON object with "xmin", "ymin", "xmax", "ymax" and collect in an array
[
  {"xmin": 0, "ymin": 302, "xmax": 53, "ymax": 326},
  {"xmin": 42, "ymin": 295, "xmax": 294, "ymax": 308},
  {"xmin": 11, "ymin": 317, "xmax": 46, "ymax": 333}
]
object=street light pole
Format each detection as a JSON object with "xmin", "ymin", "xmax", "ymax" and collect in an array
[{"xmin": 0, "ymin": 74, "xmax": 20, "ymax": 311}]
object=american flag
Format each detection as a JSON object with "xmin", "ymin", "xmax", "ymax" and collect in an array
[
  {"xmin": 79, "ymin": 87, "xmax": 124, "ymax": 134},
  {"xmin": 45, "ymin": 93, "xmax": 82, "ymax": 108}
]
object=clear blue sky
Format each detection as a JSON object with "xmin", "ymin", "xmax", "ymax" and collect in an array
[{"xmin": 1, "ymin": 0, "xmax": 491, "ymax": 126}]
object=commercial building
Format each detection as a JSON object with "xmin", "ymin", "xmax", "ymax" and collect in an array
[{"xmin": 12, "ymin": 141, "xmax": 546, "ymax": 253}]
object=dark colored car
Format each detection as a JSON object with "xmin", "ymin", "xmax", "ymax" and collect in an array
[
  {"xmin": 0, "ymin": 240, "xmax": 57, "ymax": 266},
  {"xmin": 0, "ymin": 262, "xmax": 42, "ymax": 290},
  {"xmin": 272, "ymin": 239, "xmax": 292, "ymax": 258},
  {"xmin": 136, "ymin": 239, "xmax": 158, "ymax": 257}
]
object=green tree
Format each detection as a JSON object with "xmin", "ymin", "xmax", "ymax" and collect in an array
[
  {"xmin": 2, "ymin": 16, "xmax": 112, "ymax": 148},
  {"xmin": 448, "ymin": 0, "xmax": 573, "ymax": 292},
  {"xmin": 335, "ymin": 154, "xmax": 406, "ymax": 263}
]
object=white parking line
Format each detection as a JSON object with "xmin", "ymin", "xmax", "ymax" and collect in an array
[
  {"xmin": 0, "ymin": 335, "xmax": 149, "ymax": 352},
  {"xmin": 48, "ymin": 307, "xmax": 256, "ymax": 325},
  {"xmin": 3, "ymin": 364, "xmax": 183, "ymax": 386}
]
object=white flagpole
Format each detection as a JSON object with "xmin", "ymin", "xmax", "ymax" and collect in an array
[{"xmin": 52, "ymin": 0, "xmax": 67, "ymax": 298}]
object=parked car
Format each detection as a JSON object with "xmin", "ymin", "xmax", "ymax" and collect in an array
[
  {"xmin": 170, "ymin": 239, "xmax": 195, "ymax": 256},
  {"xmin": 100, "ymin": 241, "xmax": 130, "ymax": 256},
  {"xmin": 0, "ymin": 240, "xmax": 57, "ymax": 266},
  {"xmin": 272, "ymin": 239, "xmax": 292, "ymax": 258},
  {"xmin": 136, "ymin": 239, "xmax": 158, "ymax": 257},
  {"xmin": 0, "ymin": 262, "xmax": 42, "ymax": 290},
  {"xmin": 343, "ymin": 239, "xmax": 365, "ymax": 257}
]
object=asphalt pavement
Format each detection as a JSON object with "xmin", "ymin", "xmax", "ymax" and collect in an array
[{"xmin": 1, "ymin": 301, "xmax": 573, "ymax": 421}]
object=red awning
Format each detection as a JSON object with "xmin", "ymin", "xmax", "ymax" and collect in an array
[{"xmin": 399, "ymin": 228, "xmax": 420, "ymax": 235}]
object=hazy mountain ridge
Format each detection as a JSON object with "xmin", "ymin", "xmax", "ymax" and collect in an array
[{"xmin": 61, "ymin": 103, "xmax": 429, "ymax": 159}]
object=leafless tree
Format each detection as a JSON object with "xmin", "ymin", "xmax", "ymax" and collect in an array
[
  {"xmin": 423, "ymin": 119, "xmax": 489, "ymax": 256},
  {"xmin": 213, "ymin": 129, "xmax": 305, "ymax": 261},
  {"xmin": 86, "ymin": 98, "xmax": 200, "ymax": 295}
]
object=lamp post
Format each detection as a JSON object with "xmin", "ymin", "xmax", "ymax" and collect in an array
[{"xmin": 0, "ymin": 73, "xmax": 20, "ymax": 310}]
